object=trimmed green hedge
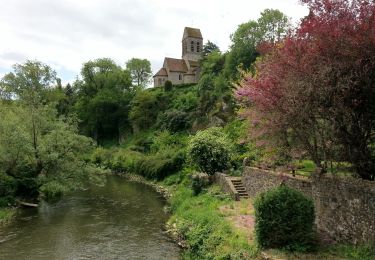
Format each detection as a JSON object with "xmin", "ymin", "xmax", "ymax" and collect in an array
[{"xmin": 254, "ymin": 185, "xmax": 315, "ymax": 252}]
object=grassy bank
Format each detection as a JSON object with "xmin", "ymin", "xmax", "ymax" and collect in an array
[
  {"xmin": 160, "ymin": 172, "xmax": 258, "ymax": 259},
  {"xmin": 0, "ymin": 207, "xmax": 16, "ymax": 226}
]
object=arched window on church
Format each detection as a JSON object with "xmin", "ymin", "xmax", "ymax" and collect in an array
[
  {"xmin": 197, "ymin": 42, "xmax": 200, "ymax": 52},
  {"xmin": 158, "ymin": 78, "xmax": 162, "ymax": 86},
  {"xmin": 191, "ymin": 41, "xmax": 194, "ymax": 52},
  {"xmin": 179, "ymin": 74, "xmax": 182, "ymax": 80}
]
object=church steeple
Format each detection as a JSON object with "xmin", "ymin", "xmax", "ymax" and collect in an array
[{"xmin": 182, "ymin": 27, "xmax": 203, "ymax": 62}]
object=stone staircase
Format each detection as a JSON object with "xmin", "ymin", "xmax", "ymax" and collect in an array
[{"xmin": 230, "ymin": 178, "xmax": 249, "ymax": 199}]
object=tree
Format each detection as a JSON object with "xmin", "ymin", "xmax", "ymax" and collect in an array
[
  {"xmin": 0, "ymin": 60, "xmax": 57, "ymax": 106},
  {"xmin": 225, "ymin": 9, "xmax": 290, "ymax": 79},
  {"xmin": 74, "ymin": 58, "xmax": 133, "ymax": 142},
  {"xmin": 237, "ymin": 0, "xmax": 375, "ymax": 180},
  {"xmin": 0, "ymin": 61, "xmax": 58, "ymax": 175},
  {"xmin": 0, "ymin": 61, "xmax": 106, "ymax": 201},
  {"xmin": 201, "ymin": 40, "xmax": 220, "ymax": 59},
  {"xmin": 257, "ymin": 9, "xmax": 290, "ymax": 44},
  {"xmin": 126, "ymin": 58, "xmax": 152, "ymax": 88}
]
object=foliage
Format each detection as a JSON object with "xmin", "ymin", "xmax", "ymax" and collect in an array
[
  {"xmin": 326, "ymin": 244, "xmax": 375, "ymax": 260},
  {"xmin": 39, "ymin": 181, "xmax": 67, "ymax": 202},
  {"xmin": 237, "ymin": 0, "xmax": 375, "ymax": 180},
  {"xmin": 201, "ymin": 40, "xmax": 220, "ymax": 60},
  {"xmin": 74, "ymin": 58, "xmax": 133, "ymax": 142},
  {"xmin": 0, "ymin": 60, "xmax": 57, "ymax": 104},
  {"xmin": 0, "ymin": 208, "xmax": 16, "ymax": 225},
  {"xmin": 129, "ymin": 90, "xmax": 162, "ymax": 131},
  {"xmin": 0, "ymin": 172, "xmax": 17, "ymax": 207},
  {"xmin": 187, "ymin": 127, "xmax": 233, "ymax": 175},
  {"xmin": 126, "ymin": 58, "xmax": 152, "ymax": 88},
  {"xmin": 191, "ymin": 172, "xmax": 210, "ymax": 195},
  {"xmin": 254, "ymin": 185, "xmax": 315, "ymax": 252},
  {"xmin": 164, "ymin": 80, "xmax": 172, "ymax": 92},
  {"xmin": 158, "ymin": 110, "xmax": 191, "ymax": 132},
  {"xmin": 225, "ymin": 9, "xmax": 290, "ymax": 80},
  {"xmin": 0, "ymin": 60, "xmax": 108, "ymax": 202},
  {"xmin": 134, "ymin": 151, "xmax": 185, "ymax": 180},
  {"xmin": 167, "ymin": 176, "xmax": 258, "ymax": 259},
  {"xmin": 197, "ymin": 51, "xmax": 234, "ymax": 124}
]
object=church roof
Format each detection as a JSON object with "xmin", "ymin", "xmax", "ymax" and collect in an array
[
  {"xmin": 153, "ymin": 68, "xmax": 168, "ymax": 77},
  {"xmin": 164, "ymin": 58, "xmax": 188, "ymax": 72},
  {"xmin": 183, "ymin": 27, "xmax": 203, "ymax": 39}
]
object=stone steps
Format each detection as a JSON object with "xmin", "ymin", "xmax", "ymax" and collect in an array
[{"xmin": 230, "ymin": 179, "xmax": 249, "ymax": 199}]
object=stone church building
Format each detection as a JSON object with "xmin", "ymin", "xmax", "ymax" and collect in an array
[{"xmin": 153, "ymin": 27, "xmax": 203, "ymax": 87}]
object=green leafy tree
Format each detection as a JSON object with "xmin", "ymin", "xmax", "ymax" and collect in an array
[
  {"xmin": 0, "ymin": 60, "xmax": 57, "ymax": 106},
  {"xmin": 225, "ymin": 9, "xmax": 290, "ymax": 79},
  {"xmin": 74, "ymin": 58, "xmax": 133, "ymax": 142},
  {"xmin": 201, "ymin": 40, "xmax": 220, "ymax": 59},
  {"xmin": 1, "ymin": 61, "xmax": 59, "ymax": 175},
  {"xmin": 126, "ymin": 58, "xmax": 152, "ymax": 88},
  {"xmin": 0, "ymin": 61, "xmax": 106, "ymax": 201}
]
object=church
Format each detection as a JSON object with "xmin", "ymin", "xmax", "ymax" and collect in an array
[{"xmin": 153, "ymin": 27, "xmax": 203, "ymax": 87}]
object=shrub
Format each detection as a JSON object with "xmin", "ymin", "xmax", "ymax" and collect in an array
[
  {"xmin": 254, "ymin": 185, "xmax": 315, "ymax": 252},
  {"xmin": 164, "ymin": 80, "xmax": 173, "ymax": 92},
  {"xmin": 158, "ymin": 110, "xmax": 191, "ymax": 132},
  {"xmin": 39, "ymin": 181, "xmax": 67, "ymax": 202},
  {"xmin": 135, "ymin": 150, "xmax": 185, "ymax": 180},
  {"xmin": 187, "ymin": 127, "xmax": 233, "ymax": 175},
  {"xmin": 191, "ymin": 172, "xmax": 210, "ymax": 195},
  {"xmin": 91, "ymin": 147, "xmax": 113, "ymax": 167},
  {"xmin": 0, "ymin": 172, "xmax": 16, "ymax": 198}
]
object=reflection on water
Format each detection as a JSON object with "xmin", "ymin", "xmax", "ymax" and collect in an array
[{"xmin": 0, "ymin": 176, "xmax": 180, "ymax": 260}]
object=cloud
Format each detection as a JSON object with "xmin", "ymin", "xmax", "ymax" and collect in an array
[{"xmin": 0, "ymin": 0, "xmax": 308, "ymax": 83}]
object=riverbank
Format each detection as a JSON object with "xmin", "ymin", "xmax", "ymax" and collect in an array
[
  {"xmin": 0, "ymin": 207, "xmax": 16, "ymax": 226},
  {"xmin": 117, "ymin": 170, "xmax": 259, "ymax": 259},
  {"xmin": 118, "ymin": 171, "xmax": 375, "ymax": 260}
]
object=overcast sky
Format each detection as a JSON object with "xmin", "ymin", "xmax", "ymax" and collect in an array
[{"xmin": 0, "ymin": 0, "xmax": 308, "ymax": 84}]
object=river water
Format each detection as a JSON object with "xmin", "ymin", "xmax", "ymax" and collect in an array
[{"xmin": 0, "ymin": 176, "xmax": 180, "ymax": 260}]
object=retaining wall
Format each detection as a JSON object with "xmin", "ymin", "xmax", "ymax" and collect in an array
[{"xmin": 242, "ymin": 167, "xmax": 375, "ymax": 246}]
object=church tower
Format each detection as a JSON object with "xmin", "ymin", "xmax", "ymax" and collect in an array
[{"xmin": 182, "ymin": 27, "xmax": 203, "ymax": 62}]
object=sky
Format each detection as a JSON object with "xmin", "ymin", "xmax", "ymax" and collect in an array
[{"xmin": 0, "ymin": 0, "xmax": 308, "ymax": 84}]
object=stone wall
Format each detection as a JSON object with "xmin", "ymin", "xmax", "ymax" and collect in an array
[
  {"xmin": 242, "ymin": 167, "xmax": 375, "ymax": 246},
  {"xmin": 312, "ymin": 175, "xmax": 375, "ymax": 245},
  {"xmin": 214, "ymin": 173, "xmax": 239, "ymax": 201},
  {"xmin": 242, "ymin": 167, "xmax": 312, "ymax": 198}
]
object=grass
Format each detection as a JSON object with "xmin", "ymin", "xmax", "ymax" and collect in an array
[
  {"xmin": 0, "ymin": 207, "xmax": 16, "ymax": 226},
  {"xmin": 163, "ymin": 172, "xmax": 258, "ymax": 259},
  {"xmin": 263, "ymin": 244, "xmax": 375, "ymax": 260},
  {"xmin": 162, "ymin": 171, "xmax": 375, "ymax": 260},
  {"xmin": 295, "ymin": 160, "xmax": 353, "ymax": 178}
]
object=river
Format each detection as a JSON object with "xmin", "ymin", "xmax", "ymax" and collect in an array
[{"xmin": 0, "ymin": 176, "xmax": 180, "ymax": 260}]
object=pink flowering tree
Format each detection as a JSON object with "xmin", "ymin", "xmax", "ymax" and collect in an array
[{"xmin": 237, "ymin": 0, "xmax": 375, "ymax": 180}]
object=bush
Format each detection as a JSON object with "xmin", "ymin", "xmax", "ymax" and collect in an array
[
  {"xmin": 91, "ymin": 147, "xmax": 113, "ymax": 167},
  {"xmin": 254, "ymin": 185, "xmax": 315, "ymax": 252},
  {"xmin": 0, "ymin": 172, "xmax": 16, "ymax": 198},
  {"xmin": 135, "ymin": 150, "xmax": 185, "ymax": 180},
  {"xmin": 158, "ymin": 110, "xmax": 191, "ymax": 132},
  {"xmin": 191, "ymin": 172, "xmax": 210, "ymax": 195},
  {"xmin": 187, "ymin": 127, "xmax": 233, "ymax": 175},
  {"xmin": 164, "ymin": 80, "xmax": 173, "ymax": 92},
  {"xmin": 39, "ymin": 181, "xmax": 67, "ymax": 202}
]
